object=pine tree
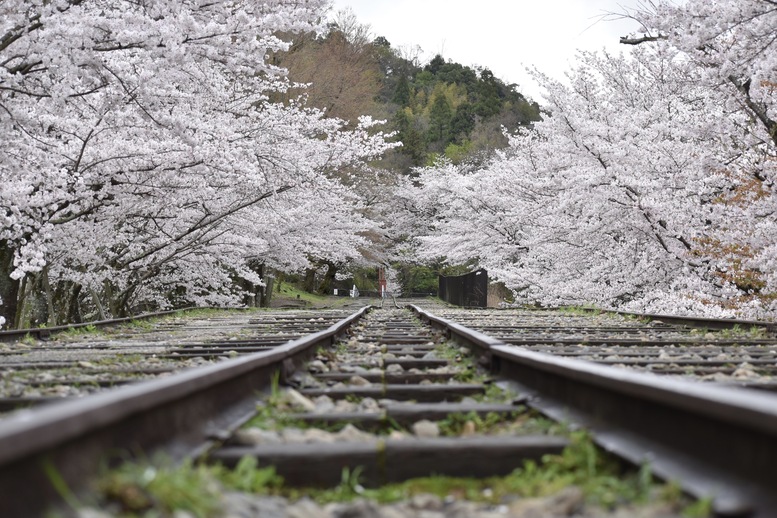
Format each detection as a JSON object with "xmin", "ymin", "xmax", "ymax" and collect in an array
[
  {"xmin": 392, "ymin": 74, "xmax": 411, "ymax": 106},
  {"xmin": 428, "ymin": 94, "xmax": 453, "ymax": 144}
]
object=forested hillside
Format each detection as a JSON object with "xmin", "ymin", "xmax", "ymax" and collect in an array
[{"xmin": 272, "ymin": 12, "xmax": 541, "ymax": 172}]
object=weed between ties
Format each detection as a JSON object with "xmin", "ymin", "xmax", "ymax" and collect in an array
[{"xmin": 86, "ymin": 432, "xmax": 709, "ymax": 517}]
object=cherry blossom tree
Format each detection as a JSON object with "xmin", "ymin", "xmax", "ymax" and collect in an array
[
  {"xmin": 400, "ymin": 26, "xmax": 776, "ymax": 317},
  {"xmin": 1, "ymin": 1, "xmax": 395, "ymax": 327},
  {"xmin": 394, "ymin": 0, "xmax": 775, "ymax": 316},
  {"xmin": 623, "ymin": 0, "xmax": 777, "ymax": 314},
  {"xmin": 625, "ymin": 0, "xmax": 776, "ymax": 146}
]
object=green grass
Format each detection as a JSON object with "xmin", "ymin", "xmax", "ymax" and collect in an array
[
  {"xmin": 474, "ymin": 382, "xmax": 514, "ymax": 402},
  {"xmin": 558, "ymin": 305, "xmax": 603, "ymax": 316},
  {"xmin": 96, "ymin": 458, "xmax": 224, "ymax": 516},
  {"xmin": 276, "ymin": 282, "xmax": 327, "ymax": 303},
  {"xmin": 43, "ymin": 460, "xmax": 82, "ymax": 511},
  {"xmin": 431, "ymin": 341, "xmax": 462, "ymax": 361},
  {"xmin": 123, "ymin": 319, "xmax": 154, "ymax": 331},
  {"xmin": 335, "ymin": 341, "xmax": 350, "ymax": 355},
  {"xmin": 177, "ymin": 308, "xmax": 241, "ymax": 319},
  {"xmin": 89, "ymin": 354, "xmax": 144, "ymax": 367},
  {"xmin": 507, "ymin": 431, "xmax": 650, "ymax": 506},
  {"xmin": 283, "ymin": 431, "xmax": 706, "ymax": 516},
  {"xmin": 689, "ymin": 324, "xmax": 768, "ymax": 340},
  {"xmin": 682, "ymin": 497, "xmax": 714, "ymax": 517},
  {"xmin": 435, "ymin": 409, "xmax": 570, "ymax": 437},
  {"xmin": 56, "ymin": 324, "xmax": 101, "ymax": 339},
  {"xmin": 87, "ymin": 429, "xmax": 709, "ymax": 517},
  {"xmin": 430, "ymin": 340, "xmax": 489, "ymax": 385},
  {"xmin": 717, "ymin": 324, "xmax": 767, "ymax": 339},
  {"xmin": 93, "ymin": 456, "xmax": 281, "ymax": 517},
  {"xmin": 244, "ymin": 401, "xmax": 308, "ymax": 431},
  {"xmin": 619, "ymin": 313, "xmax": 653, "ymax": 324},
  {"xmin": 437, "ymin": 411, "xmax": 520, "ymax": 436}
]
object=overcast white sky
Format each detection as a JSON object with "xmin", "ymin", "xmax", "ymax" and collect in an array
[{"xmin": 328, "ymin": 0, "xmax": 646, "ymax": 101}]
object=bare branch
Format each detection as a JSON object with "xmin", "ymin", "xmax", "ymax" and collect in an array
[{"xmin": 619, "ymin": 35, "xmax": 666, "ymax": 45}]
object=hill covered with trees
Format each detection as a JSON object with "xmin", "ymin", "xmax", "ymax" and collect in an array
[{"xmin": 272, "ymin": 11, "xmax": 541, "ymax": 172}]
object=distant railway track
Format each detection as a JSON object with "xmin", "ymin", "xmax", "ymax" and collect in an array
[
  {"xmin": 0, "ymin": 306, "xmax": 361, "ymax": 412},
  {"xmin": 429, "ymin": 307, "xmax": 777, "ymax": 386},
  {"xmin": 0, "ymin": 301, "xmax": 776, "ymax": 516}
]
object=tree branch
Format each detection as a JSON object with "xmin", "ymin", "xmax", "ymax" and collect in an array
[
  {"xmin": 117, "ymin": 184, "xmax": 296, "ymax": 269},
  {"xmin": 728, "ymin": 75, "xmax": 777, "ymax": 147},
  {"xmin": 619, "ymin": 35, "xmax": 666, "ymax": 45}
]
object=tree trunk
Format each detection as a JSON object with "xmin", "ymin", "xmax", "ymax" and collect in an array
[
  {"xmin": 0, "ymin": 242, "xmax": 20, "ymax": 329},
  {"xmin": 28, "ymin": 272, "xmax": 48, "ymax": 327},
  {"xmin": 91, "ymin": 284, "xmax": 108, "ymax": 320},
  {"xmin": 58, "ymin": 281, "xmax": 83, "ymax": 325},
  {"xmin": 303, "ymin": 267, "xmax": 317, "ymax": 293},
  {"xmin": 15, "ymin": 273, "xmax": 48, "ymax": 329},
  {"xmin": 113, "ymin": 282, "xmax": 137, "ymax": 318},
  {"xmin": 244, "ymin": 260, "xmax": 266, "ymax": 308},
  {"xmin": 317, "ymin": 261, "xmax": 338, "ymax": 295},
  {"xmin": 41, "ymin": 266, "xmax": 56, "ymax": 327},
  {"xmin": 102, "ymin": 279, "xmax": 135, "ymax": 318},
  {"xmin": 14, "ymin": 275, "xmax": 28, "ymax": 329},
  {"xmin": 261, "ymin": 275, "xmax": 273, "ymax": 308}
]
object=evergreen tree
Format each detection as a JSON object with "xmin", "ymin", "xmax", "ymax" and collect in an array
[
  {"xmin": 474, "ymin": 69, "xmax": 503, "ymax": 118},
  {"xmin": 426, "ymin": 54, "xmax": 446, "ymax": 74},
  {"xmin": 428, "ymin": 93, "xmax": 453, "ymax": 144},
  {"xmin": 450, "ymin": 102, "xmax": 476, "ymax": 141},
  {"xmin": 393, "ymin": 109, "xmax": 426, "ymax": 164},
  {"xmin": 392, "ymin": 74, "xmax": 411, "ymax": 106}
]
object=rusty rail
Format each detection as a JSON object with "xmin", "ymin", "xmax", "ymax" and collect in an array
[
  {"xmin": 0, "ymin": 305, "xmax": 371, "ymax": 517},
  {"xmin": 409, "ymin": 304, "xmax": 777, "ymax": 517}
]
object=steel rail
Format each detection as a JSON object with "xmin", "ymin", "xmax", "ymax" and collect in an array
[
  {"xmin": 409, "ymin": 304, "xmax": 777, "ymax": 517},
  {"xmin": 587, "ymin": 307, "xmax": 777, "ymax": 334},
  {"xmin": 0, "ymin": 305, "xmax": 371, "ymax": 518},
  {"xmin": 451, "ymin": 305, "xmax": 777, "ymax": 333}
]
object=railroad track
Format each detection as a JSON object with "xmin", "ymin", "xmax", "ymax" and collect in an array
[
  {"xmin": 415, "ymin": 305, "xmax": 777, "ymax": 516},
  {"xmin": 429, "ymin": 308, "xmax": 777, "ymax": 386},
  {"xmin": 0, "ymin": 301, "xmax": 776, "ymax": 516},
  {"xmin": 0, "ymin": 307, "xmax": 358, "ymax": 412},
  {"xmin": 209, "ymin": 307, "xmax": 566, "ymax": 491}
]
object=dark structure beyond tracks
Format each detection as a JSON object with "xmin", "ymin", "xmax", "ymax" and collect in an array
[{"xmin": 1, "ymin": 301, "xmax": 776, "ymax": 516}]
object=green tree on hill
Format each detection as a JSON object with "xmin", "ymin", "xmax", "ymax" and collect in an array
[
  {"xmin": 450, "ymin": 102, "xmax": 476, "ymax": 142},
  {"xmin": 428, "ymin": 93, "xmax": 453, "ymax": 145},
  {"xmin": 273, "ymin": 19, "xmax": 541, "ymax": 172},
  {"xmin": 393, "ymin": 109, "xmax": 425, "ymax": 165},
  {"xmin": 393, "ymin": 73, "xmax": 411, "ymax": 106}
]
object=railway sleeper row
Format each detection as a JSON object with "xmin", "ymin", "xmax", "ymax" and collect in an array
[
  {"xmin": 0, "ymin": 310, "xmax": 352, "ymax": 412},
  {"xmin": 209, "ymin": 308, "xmax": 570, "ymax": 492}
]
